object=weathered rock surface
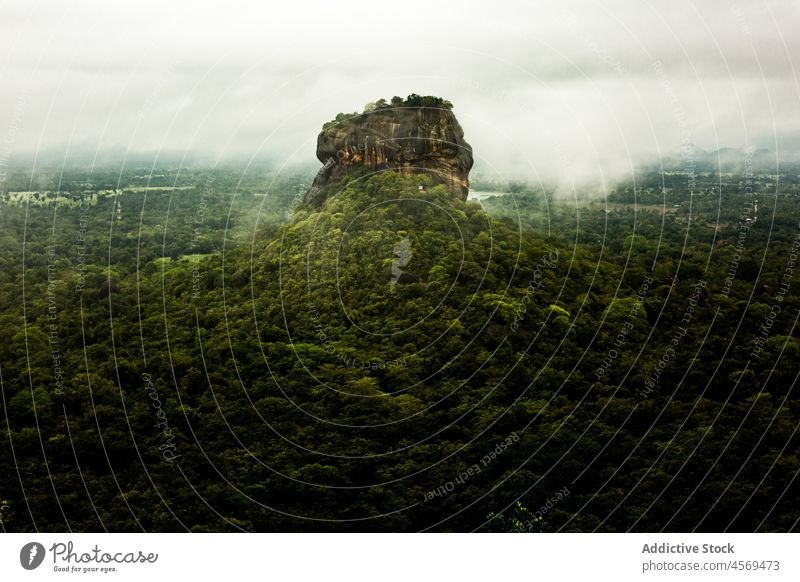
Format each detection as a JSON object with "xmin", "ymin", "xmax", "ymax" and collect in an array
[{"xmin": 304, "ymin": 100, "xmax": 473, "ymax": 205}]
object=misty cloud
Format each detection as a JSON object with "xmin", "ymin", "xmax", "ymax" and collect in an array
[{"xmin": 1, "ymin": 0, "xmax": 798, "ymax": 191}]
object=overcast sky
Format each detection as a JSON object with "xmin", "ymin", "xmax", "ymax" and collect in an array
[{"xmin": 1, "ymin": 0, "xmax": 798, "ymax": 188}]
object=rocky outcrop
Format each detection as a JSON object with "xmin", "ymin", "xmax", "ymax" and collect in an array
[{"xmin": 304, "ymin": 98, "xmax": 473, "ymax": 205}]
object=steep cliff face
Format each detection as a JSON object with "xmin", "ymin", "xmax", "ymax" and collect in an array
[{"xmin": 304, "ymin": 99, "xmax": 473, "ymax": 205}]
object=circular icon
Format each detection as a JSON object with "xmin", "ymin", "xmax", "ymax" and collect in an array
[{"xmin": 20, "ymin": 542, "xmax": 46, "ymax": 570}]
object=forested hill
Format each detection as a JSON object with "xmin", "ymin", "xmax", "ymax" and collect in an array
[{"xmin": 0, "ymin": 159, "xmax": 798, "ymax": 532}]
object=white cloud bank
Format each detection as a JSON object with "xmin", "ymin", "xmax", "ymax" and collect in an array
[{"xmin": 1, "ymin": 0, "xmax": 798, "ymax": 189}]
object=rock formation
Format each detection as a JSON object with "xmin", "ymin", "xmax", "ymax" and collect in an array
[{"xmin": 304, "ymin": 96, "xmax": 473, "ymax": 205}]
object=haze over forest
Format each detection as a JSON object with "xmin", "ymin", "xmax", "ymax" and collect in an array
[{"xmin": 1, "ymin": 0, "xmax": 799, "ymax": 537}]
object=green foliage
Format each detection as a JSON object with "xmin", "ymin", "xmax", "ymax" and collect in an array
[
  {"xmin": 487, "ymin": 502, "xmax": 543, "ymax": 533},
  {"xmin": 334, "ymin": 95, "xmax": 454, "ymax": 121},
  {"xmin": 0, "ymin": 162, "xmax": 798, "ymax": 532},
  {"xmin": 0, "ymin": 499, "xmax": 11, "ymax": 528}
]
